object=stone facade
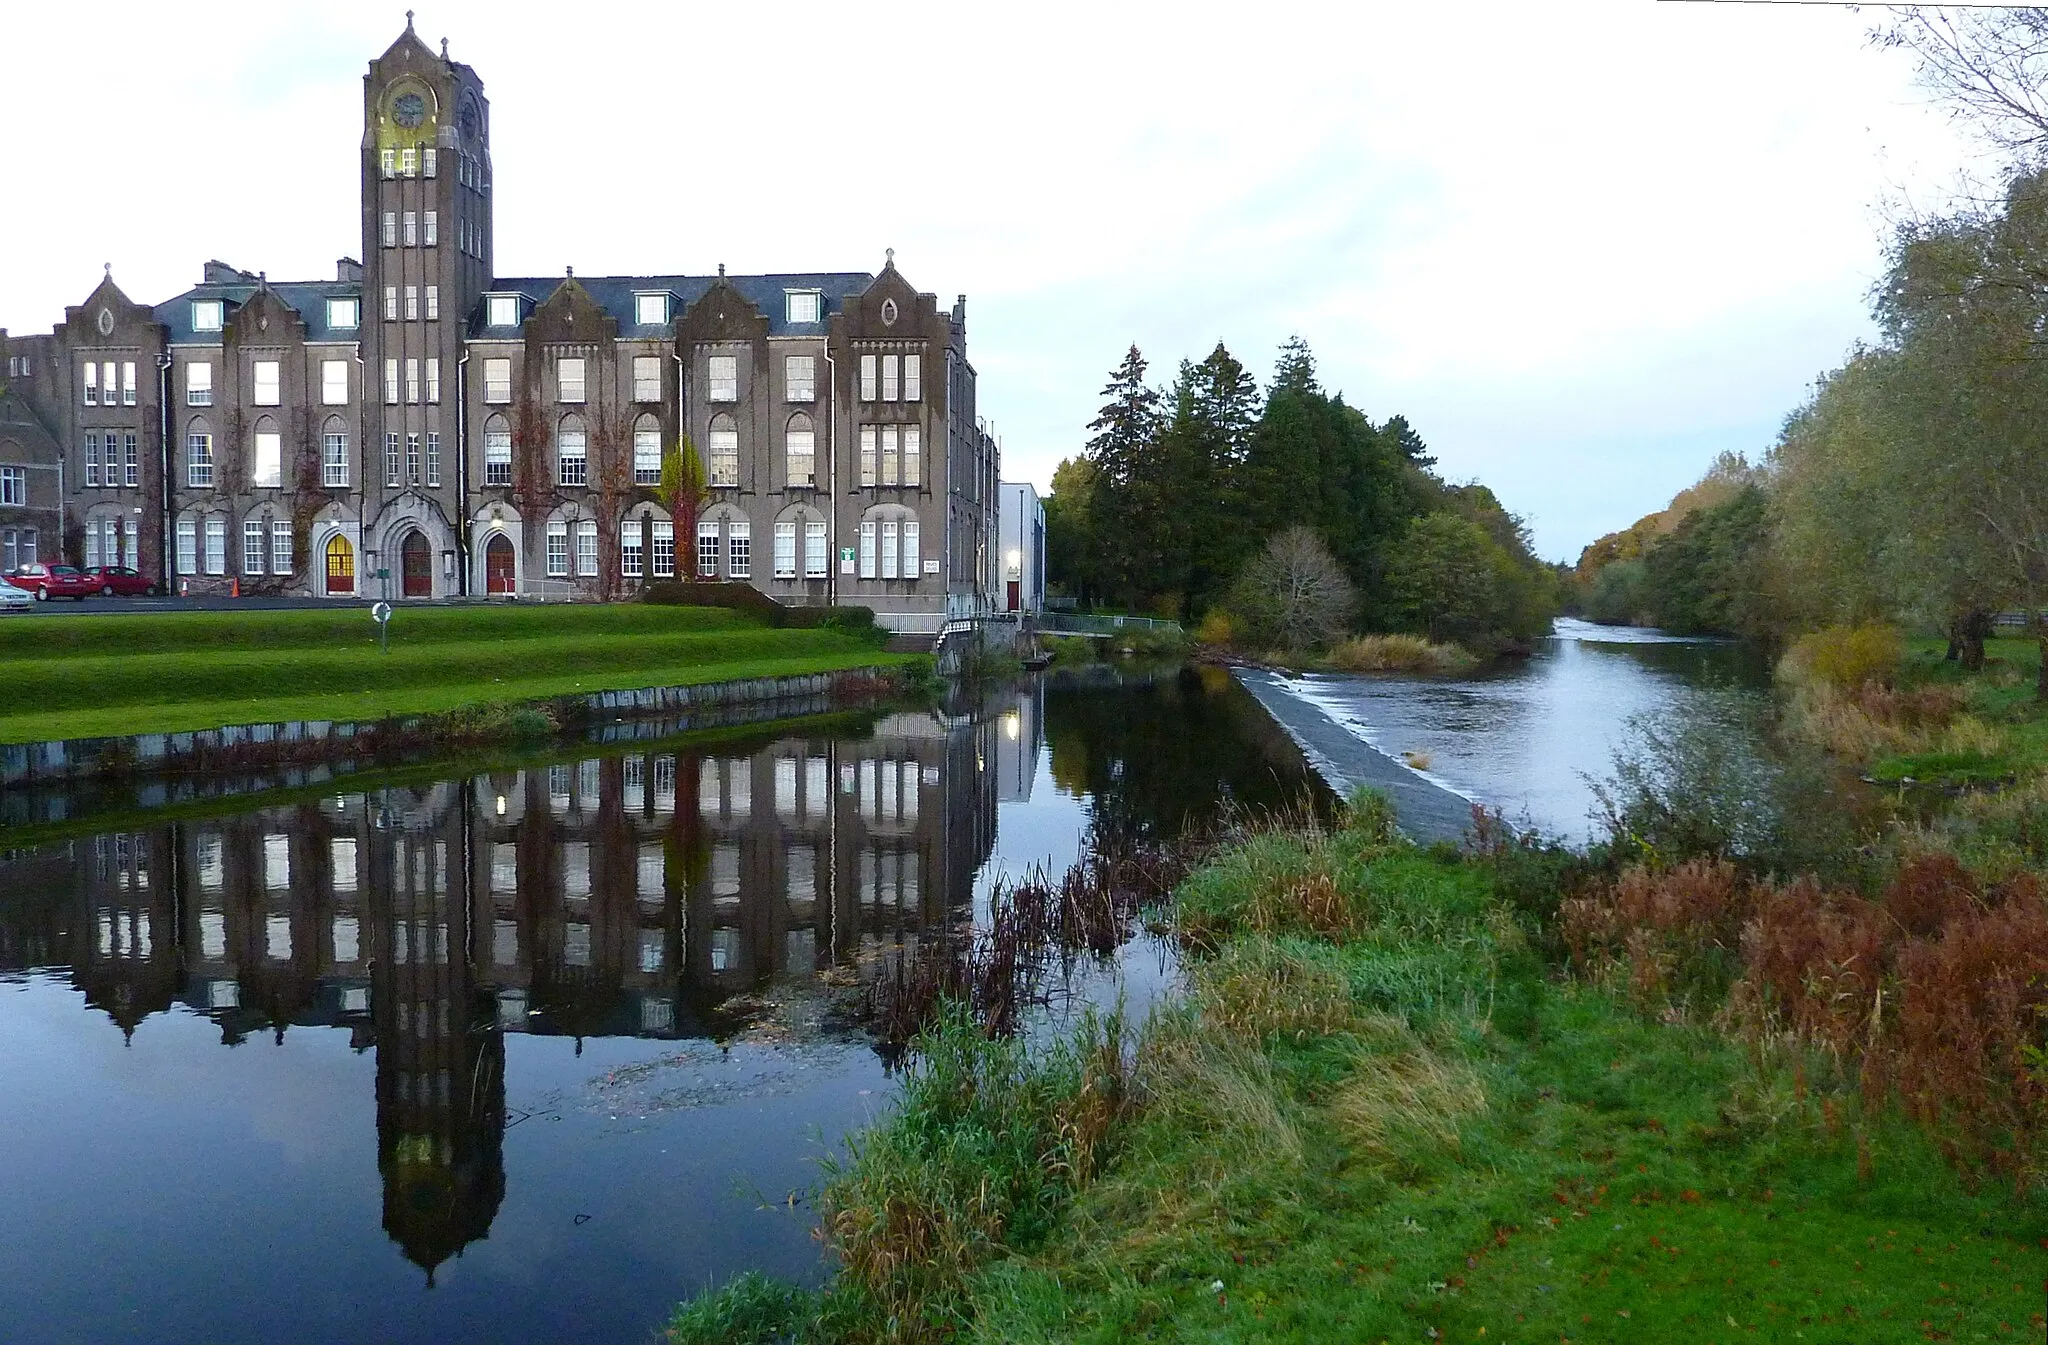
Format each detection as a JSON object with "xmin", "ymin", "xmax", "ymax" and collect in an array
[{"xmin": 0, "ymin": 20, "xmax": 1000, "ymax": 627}]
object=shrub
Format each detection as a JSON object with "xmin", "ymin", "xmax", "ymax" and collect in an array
[
  {"xmin": 1561, "ymin": 857, "xmax": 1752, "ymax": 1010},
  {"xmin": 1193, "ymin": 608, "xmax": 1234, "ymax": 647},
  {"xmin": 1324, "ymin": 633, "xmax": 1477, "ymax": 674},
  {"xmin": 1782, "ymin": 623, "xmax": 1904, "ymax": 693}
]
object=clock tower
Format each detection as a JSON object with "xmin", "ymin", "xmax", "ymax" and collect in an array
[{"xmin": 359, "ymin": 13, "xmax": 492, "ymax": 595}]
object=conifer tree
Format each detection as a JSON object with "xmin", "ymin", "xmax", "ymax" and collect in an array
[{"xmin": 1082, "ymin": 345, "xmax": 1163, "ymax": 603}]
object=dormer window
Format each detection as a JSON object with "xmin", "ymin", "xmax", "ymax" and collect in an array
[
  {"xmin": 191, "ymin": 300, "xmax": 224, "ymax": 333},
  {"xmin": 635, "ymin": 293, "xmax": 670, "ymax": 326},
  {"xmin": 786, "ymin": 291, "xmax": 821, "ymax": 324},
  {"xmin": 486, "ymin": 294, "xmax": 521, "ymax": 328},
  {"xmin": 327, "ymin": 298, "xmax": 360, "ymax": 330}
]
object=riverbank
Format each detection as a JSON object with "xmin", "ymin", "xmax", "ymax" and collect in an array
[
  {"xmin": 0, "ymin": 603, "xmax": 915, "ymax": 747},
  {"xmin": 672, "ymin": 793, "xmax": 2048, "ymax": 1343}
]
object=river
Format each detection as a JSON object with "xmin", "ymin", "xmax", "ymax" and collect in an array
[
  {"xmin": 1267, "ymin": 618, "xmax": 1770, "ymax": 842},
  {"xmin": 0, "ymin": 631, "xmax": 1755, "ymax": 1342},
  {"xmin": 0, "ymin": 665, "xmax": 1316, "ymax": 1345}
]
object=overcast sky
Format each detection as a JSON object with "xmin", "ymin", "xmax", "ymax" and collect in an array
[{"xmin": 0, "ymin": 1, "xmax": 1980, "ymax": 559}]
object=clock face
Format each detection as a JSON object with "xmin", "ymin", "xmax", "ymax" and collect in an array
[{"xmin": 392, "ymin": 91, "xmax": 427, "ymax": 129}]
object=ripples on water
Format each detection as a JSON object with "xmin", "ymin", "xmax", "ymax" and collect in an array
[
  {"xmin": 1277, "ymin": 618, "xmax": 1772, "ymax": 843},
  {"xmin": 0, "ymin": 666, "xmax": 1320, "ymax": 1345}
]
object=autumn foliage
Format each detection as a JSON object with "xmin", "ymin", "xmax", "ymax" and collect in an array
[{"xmin": 1565, "ymin": 852, "xmax": 2048, "ymax": 1184}]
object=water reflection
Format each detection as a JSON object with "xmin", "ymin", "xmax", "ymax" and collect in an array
[
  {"xmin": 0, "ymin": 671, "xmax": 1330, "ymax": 1344},
  {"xmin": 0, "ymin": 709, "xmax": 998, "ymax": 1282}
]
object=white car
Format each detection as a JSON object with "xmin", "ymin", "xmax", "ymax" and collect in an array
[{"xmin": 0, "ymin": 583, "xmax": 34, "ymax": 612}]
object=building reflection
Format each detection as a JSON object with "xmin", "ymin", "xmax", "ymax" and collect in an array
[{"xmin": 0, "ymin": 702, "xmax": 1010, "ymax": 1281}]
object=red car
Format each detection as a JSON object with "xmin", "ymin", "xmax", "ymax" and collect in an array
[
  {"xmin": 80, "ymin": 566, "xmax": 161, "ymax": 597},
  {"xmin": 6, "ymin": 564, "xmax": 99, "ymax": 601}
]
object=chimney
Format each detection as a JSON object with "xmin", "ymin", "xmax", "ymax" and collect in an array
[
  {"xmin": 336, "ymin": 257, "xmax": 363, "ymax": 284},
  {"xmin": 202, "ymin": 260, "xmax": 246, "ymax": 285},
  {"xmin": 953, "ymin": 294, "xmax": 967, "ymax": 325}
]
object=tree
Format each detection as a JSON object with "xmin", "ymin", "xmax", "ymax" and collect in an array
[
  {"xmin": 1225, "ymin": 526, "xmax": 1355, "ymax": 653},
  {"xmin": 1875, "ymin": 8, "xmax": 2048, "ymax": 161},
  {"xmin": 661, "ymin": 435, "xmax": 708, "ymax": 581},
  {"xmin": 1081, "ymin": 345, "xmax": 1163, "ymax": 604},
  {"xmin": 1384, "ymin": 512, "xmax": 1505, "ymax": 648},
  {"xmin": 1044, "ymin": 456, "xmax": 1101, "ymax": 608},
  {"xmin": 1876, "ymin": 168, "xmax": 2048, "ymax": 695}
]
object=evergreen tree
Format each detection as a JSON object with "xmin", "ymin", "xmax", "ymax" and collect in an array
[{"xmin": 1082, "ymin": 345, "xmax": 1163, "ymax": 603}]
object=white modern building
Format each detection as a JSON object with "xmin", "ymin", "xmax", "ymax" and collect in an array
[{"xmin": 997, "ymin": 481, "xmax": 1044, "ymax": 616}]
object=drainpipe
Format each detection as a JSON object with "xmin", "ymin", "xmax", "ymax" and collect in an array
[
  {"xmin": 353, "ymin": 339, "xmax": 367, "ymax": 592},
  {"xmin": 456, "ymin": 347, "xmax": 471, "ymax": 596},
  {"xmin": 671, "ymin": 346, "xmax": 686, "ymax": 580},
  {"xmin": 155, "ymin": 351, "xmax": 172, "ymax": 584},
  {"xmin": 821, "ymin": 345, "xmax": 837, "ymax": 609}
]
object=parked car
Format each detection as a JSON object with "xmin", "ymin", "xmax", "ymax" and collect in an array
[
  {"xmin": 0, "ymin": 582, "xmax": 32, "ymax": 612},
  {"xmin": 5, "ymin": 564, "xmax": 99, "ymax": 601},
  {"xmin": 80, "ymin": 566, "xmax": 161, "ymax": 597}
]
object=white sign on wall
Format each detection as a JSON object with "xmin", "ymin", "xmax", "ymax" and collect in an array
[{"xmin": 923, "ymin": 559, "xmax": 939, "ymax": 574}]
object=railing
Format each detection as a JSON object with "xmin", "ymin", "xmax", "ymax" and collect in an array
[{"xmin": 1040, "ymin": 611, "xmax": 1181, "ymax": 636}]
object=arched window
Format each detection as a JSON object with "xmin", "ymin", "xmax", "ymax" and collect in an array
[
  {"xmin": 483, "ymin": 413, "xmax": 511, "ymax": 486},
  {"xmin": 83, "ymin": 510, "xmax": 127, "ymax": 571},
  {"xmin": 772, "ymin": 506, "xmax": 827, "ymax": 581},
  {"xmin": 186, "ymin": 417, "xmax": 214, "ymax": 489},
  {"xmin": 321, "ymin": 416, "xmax": 350, "ymax": 488},
  {"xmin": 633, "ymin": 414, "xmax": 661, "ymax": 485},
  {"xmin": 785, "ymin": 412, "xmax": 815, "ymax": 488},
  {"xmin": 558, "ymin": 414, "xmax": 587, "ymax": 487},
  {"xmin": 251, "ymin": 415, "xmax": 282, "ymax": 489},
  {"xmin": 859, "ymin": 507, "xmax": 921, "ymax": 583},
  {"xmin": 707, "ymin": 413, "xmax": 738, "ymax": 487}
]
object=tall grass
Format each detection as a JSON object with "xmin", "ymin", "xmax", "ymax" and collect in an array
[{"xmin": 1322, "ymin": 633, "xmax": 1476, "ymax": 674}]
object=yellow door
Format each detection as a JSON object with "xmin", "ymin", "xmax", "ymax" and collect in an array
[{"xmin": 324, "ymin": 534, "xmax": 355, "ymax": 594}]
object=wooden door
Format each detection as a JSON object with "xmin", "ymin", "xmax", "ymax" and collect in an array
[
  {"xmin": 324, "ymin": 534, "xmax": 354, "ymax": 595},
  {"xmin": 485, "ymin": 535, "xmax": 516, "ymax": 595},
  {"xmin": 401, "ymin": 532, "xmax": 432, "ymax": 598}
]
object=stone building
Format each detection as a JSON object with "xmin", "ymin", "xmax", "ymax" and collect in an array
[{"xmin": 0, "ymin": 18, "xmax": 1001, "ymax": 629}]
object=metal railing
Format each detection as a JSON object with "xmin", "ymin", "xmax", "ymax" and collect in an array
[{"xmin": 1040, "ymin": 611, "xmax": 1181, "ymax": 636}]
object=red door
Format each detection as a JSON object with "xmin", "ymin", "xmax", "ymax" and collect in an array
[
  {"xmin": 485, "ymin": 534, "xmax": 516, "ymax": 595},
  {"xmin": 401, "ymin": 532, "xmax": 432, "ymax": 598},
  {"xmin": 1007, "ymin": 580, "xmax": 1021, "ymax": 612}
]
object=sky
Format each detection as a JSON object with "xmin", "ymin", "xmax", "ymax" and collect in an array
[{"xmin": 0, "ymin": 1, "xmax": 1985, "ymax": 559}]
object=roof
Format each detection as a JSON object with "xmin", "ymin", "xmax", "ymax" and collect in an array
[
  {"xmin": 0, "ymin": 389, "xmax": 63, "ymax": 465},
  {"xmin": 156, "ymin": 279, "xmax": 365, "ymax": 344},
  {"xmin": 471, "ymin": 271, "xmax": 874, "ymax": 340},
  {"xmin": 147, "ymin": 268, "xmax": 881, "ymax": 345}
]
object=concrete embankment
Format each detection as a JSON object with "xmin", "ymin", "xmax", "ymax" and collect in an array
[{"xmin": 1231, "ymin": 666, "xmax": 1477, "ymax": 844}]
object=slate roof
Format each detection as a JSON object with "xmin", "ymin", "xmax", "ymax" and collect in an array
[
  {"xmin": 147, "ymin": 269, "xmax": 878, "ymax": 345},
  {"xmin": 471, "ymin": 271, "xmax": 875, "ymax": 340},
  {"xmin": 155, "ymin": 278, "xmax": 365, "ymax": 344}
]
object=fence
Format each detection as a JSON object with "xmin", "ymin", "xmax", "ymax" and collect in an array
[{"xmin": 1040, "ymin": 611, "xmax": 1182, "ymax": 637}]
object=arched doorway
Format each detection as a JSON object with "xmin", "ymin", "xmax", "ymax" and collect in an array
[
  {"xmin": 324, "ymin": 534, "xmax": 355, "ymax": 595},
  {"xmin": 485, "ymin": 534, "xmax": 516, "ymax": 595},
  {"xmin": 400, "ymin": 531, "xmax": 432, "ymax": 598}
]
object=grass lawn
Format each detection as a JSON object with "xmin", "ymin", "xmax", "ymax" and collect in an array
[
  {"xmin": 0, "ymin": 603, "xmax": 913, "ymax": 743},
  {"xmin": 1871, "ymin": 636, "xmax": 2048, "ymax": 786}
]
